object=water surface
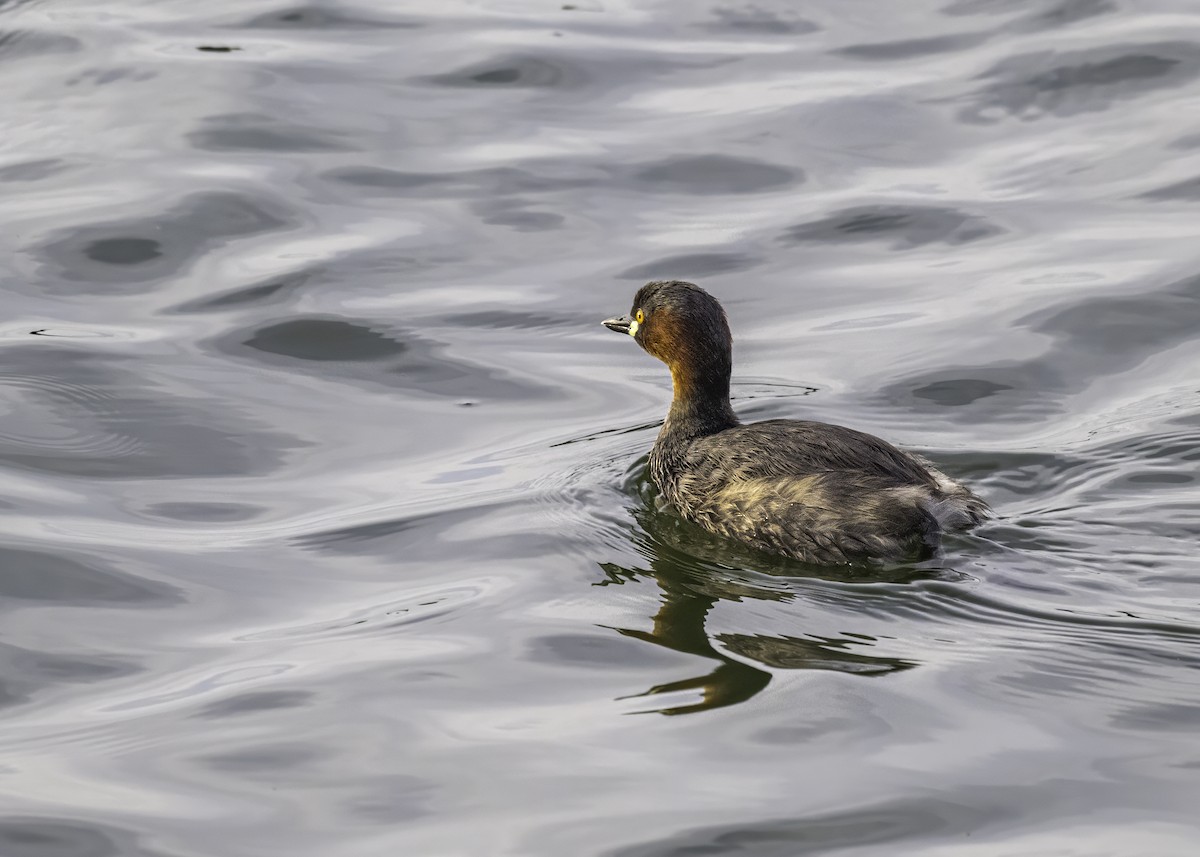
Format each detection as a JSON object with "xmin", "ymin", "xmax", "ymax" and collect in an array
[{"xmin": 1, "ymin": 0, "xmax": 1199, "ymax": 854}]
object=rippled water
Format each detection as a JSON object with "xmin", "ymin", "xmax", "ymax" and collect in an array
[{"xmin": 2, "ymin": 0, "xmax": 1199, "ymax": 854}]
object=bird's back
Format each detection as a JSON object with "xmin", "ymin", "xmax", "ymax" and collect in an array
[{"xmin": 651, "ymin": 419, "xmax": 988, "ymax": 565}]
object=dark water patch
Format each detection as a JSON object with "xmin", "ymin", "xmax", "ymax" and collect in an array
[
  {"xmin": 0, "ymin": 546, "xmax": 181, "ymax": 606},
  {"xmin": 295, "ymin": 508, "xmax": 458, "ymax": 554},
  {"xmin": 487, "ymin": 209, "xmax": 564, "ymax": 231},
  {"xmin": 1015, "ymin": 0, "xmax": 1117, "ymax": 30},
  {"xmin": 425, "ymin": 55, "xmax": 581, "ymax": 89},
  {"xmin": 195, "ymin": 689, "xmax": 315, "ymax": 718},
  {"xmin": 913, "ymin": 378, "xmax": 1014, "ymax": 406},
  {"xmin": 322, "ymin": 164, "xmax": 597, "ymax": 198},
  {"xmin": 239, "ymin": 5, "xmax": 420, "ymax": 29},
  {"xmin": 940, "ymin": 0, "xmax": 1110, "ymax": 19},
  {"xmin": 344, "ymin": 774, "xmax": 434, "ymax": 825},
  {"xmin": 67, "ymin": 66, "xmax": 156, "ymax": 87},
  {"xmin": 697, "ymin": 5, "xmax": 819, "ymax": 34},
  {"xmin": 0, "ymin": 158, "xmax": 69, "ymax": 183},
  {"xmin": 1169, "ymin": 410, "xmax": 1200, "ymax": 428},
  {"xmin": 878, "ymin": 360, "xmax": 1056, "ymax": 417},
  {"xmin": 0, "ymin": 30, "xmax": 82, "ymax": 62},
  {"xmin": 197, "ymin": 742, "xmax": 324, "ymax": 773},
  {"xmin": 246, "ymin": 318, "xmax": 407, "ymax": 362},
  {"xmin": 196, "ymin": 45, "xmax": 240, "ymax": 53},
  {"xmin": 86, "ymin": 237, "xmax": 161, "ymax": 265},
  {"xmin": 961, "ymin": 42, "xmax": 1200, "ymax": 124},
  {"xmin": 1112, "ymin": 469, "xmax": 1195, "ymax": 489},
  {"xmin": 168, "ymin": 270, "xmax": 312, "ymax": 314},
  {"xmin": 1112, "ymin": 700, "xmax": 1200, "ymax": 732},
  {"xmin": 293, "ymin": 502, "xmax": 531, "ymax": 560},
  {"xmin": 473, "ymin": 198, "xmax": 564, "ymax": 231},
  {"xmin": 779, "ymin": 204, "xmax": 1003, "ymax": 249},
  {"xmin": 617, "ymin": 252, "xmax": 758, "ymax": 280},
  {"xmin": 940, "ymin": 0, "xmax": 1029, "ymax": 14},
  {"xmin": 189, "ymin": 112, "xmax": 352, "ymax": 152},
  {"xmin": 836, "ymin": 33, "xmax": 988, "ymax": 61},
  {"xmin": 0, "ymin": 347, "xmax": 303, "ymax": 478},
  {"xmin": 609, "ymin": 796, "xmax": 1002, "ymax": 856},
  {"xmin": 64, "ymin": 67, "xmax": 156, "ymax": 88},
  {"xmin": 1140, "ymin": 175, "xmax": 1200, "ymax": 201},
  {"xmin": 226, "ymin": 315, "xmax": 544, "ymax": 400},
  {"xmin": 1171, "ymin": 131, "xmax": 1200, "ymax": 149},
  {"xmin": 439, "ymin": 309, "xmax": 578, "ymax": 331},
  {"xmin": 324, "ymin": 166, "xmax": 447, "ymax": 192},
  {"xmin": 0, "ymin": 678, "xmax": 24, "ymax": 709},
  {"xmin": 142, "ymin": 502, "xmax": 264, "ymax": 522},
  {"xmin": 0, "ymin": 641, "xmax": 141, "ymax": 709},
  {"xmin": 633, "ymin": 155, "xmax": 799, "ymax": 195},
  {"xmin": 0, "ymin": 643, "xmax": 141, "ymax": 711},
  {"xmin": 38, "ymin": 192, "xmax": 293, "ymax": 293},
  {"xmin": 0, "ymin": 817, "xmax": 179, "ymax": 857},
  {"xmin": 294, "ymin": 512, "xmax": 424, "ymax": 553}
]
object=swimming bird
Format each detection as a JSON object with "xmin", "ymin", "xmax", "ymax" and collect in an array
[{"xmin": 603, "ymin": 280, "xmax": 988, "ymax": 565}]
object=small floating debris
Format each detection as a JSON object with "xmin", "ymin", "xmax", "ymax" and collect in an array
[{"xmin": 25, "ymin": 327, "xmax": 135, "ymax": 340}]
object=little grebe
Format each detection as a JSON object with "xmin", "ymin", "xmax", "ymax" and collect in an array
[{"xmin": 603, "ymin": 280, "xmax": 988, "ymax": 564}]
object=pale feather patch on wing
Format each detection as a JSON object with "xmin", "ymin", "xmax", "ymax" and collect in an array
[
  {"xmin": 688, "ymin": 475, "xmax": 940, "ymax": 564},
  {"xmin": 713, "ymin": 476, "xmax": 826, "ymax": 510}
]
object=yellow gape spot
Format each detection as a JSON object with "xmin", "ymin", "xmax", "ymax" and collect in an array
[{"xmin": 628, "ymin": 318, "xmax": 639, "ymax": 336}]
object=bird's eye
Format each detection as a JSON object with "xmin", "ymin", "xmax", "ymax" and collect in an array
[{"xmin": 635, "ymin": 309, "xmax": 644, "ymax": 324}]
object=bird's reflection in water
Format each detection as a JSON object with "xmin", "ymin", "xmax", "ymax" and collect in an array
[{"xmin": 598, "ymin": 480, "xmax": 935, "ymax": 715}]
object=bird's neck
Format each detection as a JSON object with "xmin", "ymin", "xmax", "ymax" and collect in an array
[
  {"xmin": 661, "ymin": 363, "xmax": 738, "ymax": 443},
  {"xmin": 650, "ymin": 365, "xmax": 737, "ymax": 504}
]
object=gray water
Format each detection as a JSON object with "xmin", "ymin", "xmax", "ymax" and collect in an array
[{"xmin": 2, "ymin": 0, "xmax": 1199, "ymax": 854}]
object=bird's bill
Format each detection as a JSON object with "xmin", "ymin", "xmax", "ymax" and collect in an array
[{"xmin": 602, "ymin": 315, "xmax": 636, "ymax": 336}]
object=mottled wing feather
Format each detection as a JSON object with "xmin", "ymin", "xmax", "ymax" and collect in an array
[
  {"xmin": 686, "ymin": 474, "xmax": 938, "ymax": 564},
  {"xmin": 663, "ymin": 421, "xmax": 987, "ymax": 564},
  {"xmin": 686, "ymin": 421, "xmax": 938, "ymax": 487}
]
